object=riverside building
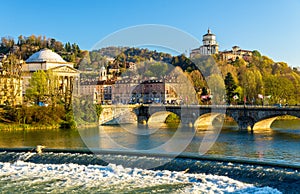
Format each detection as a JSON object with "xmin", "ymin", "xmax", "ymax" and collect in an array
[{"xmin": 22, "ymin": 48, "xmax": 80, "ymax": 104}]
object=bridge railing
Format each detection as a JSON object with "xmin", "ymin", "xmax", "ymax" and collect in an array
[
  {"xmin": 130, "ymin": 104, "xmax": 300, "ymax": 110},
  {"xmin": 103, "ymin": 103, "xmax": 300, "ymax": 110}
]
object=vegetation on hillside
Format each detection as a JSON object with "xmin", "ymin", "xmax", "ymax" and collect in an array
[
  {"xmin": 213, "ymin": 51, "xmax": 300, "ymax": 105},
  {"xmin": 110, "ymin": 47, "xmax": 300, "ymax": 105},
  {"xmin": 85, "ymin": 46, "xmax": 300, "ymax": 106}
]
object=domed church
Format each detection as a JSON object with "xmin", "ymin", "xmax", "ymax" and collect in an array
[
  {"xmin": 190, "ymin": 28, "xmax": 219, "ymax": 58},
  {"xmin": 22, "ymin": 49, "xmax": 80, "ymax": 104}
]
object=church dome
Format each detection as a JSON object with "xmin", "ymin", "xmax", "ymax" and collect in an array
[{"xmin": 26, "ymin": 48, "xmax": 67, "ymax": 63}]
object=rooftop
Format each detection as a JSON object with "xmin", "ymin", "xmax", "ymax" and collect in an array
[{"xmin": 26, "ymin": 48, "xmax": 67, "ymax": 63}]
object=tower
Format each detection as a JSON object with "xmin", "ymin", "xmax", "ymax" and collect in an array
[
  {"xmin": 199, "ymin": 28, "xmax": 219, "ymax": 55},
  {"xmin": 99, "ymin": 66, "xmax": 107, "ymax": 81}
]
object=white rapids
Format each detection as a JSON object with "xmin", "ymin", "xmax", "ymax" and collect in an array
[{"xmin": 0, "ymin": 159, "xmax": 281, "ymax": 193}]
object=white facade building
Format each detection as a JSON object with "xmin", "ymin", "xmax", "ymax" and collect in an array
[
  {"xmin": 22, "ymin": 49, "xmax": 80, "ymax": 102},
  {"xmin": 190, "ymin": 29, "xmax": 219, "ymax": 57}
]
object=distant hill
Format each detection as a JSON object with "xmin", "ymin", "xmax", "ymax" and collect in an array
[{"xmin": 112, "ymin": 47, "xmax": 200, "ymax": 72}]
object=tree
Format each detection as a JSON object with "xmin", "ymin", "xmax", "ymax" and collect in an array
[
  {"xmin": 47, "ymin": 70, "xmax": 61, "ymax": 107},
  {"xmin": 65, "ymin": 42, "xmax": 71, "ymax": 52},
  {"xmin": 201, "ymin": 87, "xmax": 208, "ymax": 96},
  {"xmin": 252, "ymin": 50, "xmax": 262, "ymax": 58},
  {"xmin": 264, "ymin": 75, "xmax": 295, "ymax": 105},
  {"xmin": 17, "ymin": 35, "xmax": 25, "ymax": 45},
  {"xmin": 200, "ymin": 87, "xmax": 210, "ymax": 104},
  {"xmin": 239, "ymin": 69, "xmax": 264, "ymax": 104},
  {"xmin": 224, "ymin": 72, "xmax": 237, "ymax": 104},
  {"xmin": 189, "ymin": 70, "xmax": 206, "ymax": 92},
  {"xmin": 26, "ymin": 70, "xmax": 48, "ymax": 105},
  {"xmin": 207, "ymin": 74, "xmax": 225, "ymax": 104},
  {"xmin": 0, "ymin": 54, "xmax": 23, "ymax": 106},
  {"xmin": 148, "ymin": 62, "xmax": 168, "ymax": 78},
  {"xmin": 232, "ymin": 58, "xmax": 246, "ymax": 67}
]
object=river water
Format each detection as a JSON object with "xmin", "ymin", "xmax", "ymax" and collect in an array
[{"xmin": 0, "ymin": 120, "xmax": 299, "ymax": 193}]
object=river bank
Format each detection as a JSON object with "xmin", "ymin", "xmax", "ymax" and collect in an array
[
  {"xmin": 0, "ymin": 122, "xmax": 99, "ymax": 131},
  {"xmin": 0, "ymin": 123, "xmax": 61, "ymax": 131}
]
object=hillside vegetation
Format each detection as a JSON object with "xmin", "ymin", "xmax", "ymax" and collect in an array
[{"xmin": 1, "ymin": 35, "xmax": 299, "ymax": 106}]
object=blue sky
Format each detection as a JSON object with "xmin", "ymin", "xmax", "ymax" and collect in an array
[{"xmin": 2, "ymin": 0, "xmax": 300, "ymax": 67}]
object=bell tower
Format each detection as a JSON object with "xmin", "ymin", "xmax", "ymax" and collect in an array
[
  {"xmin": 99, "ymin": 66, "xmax": 107, "ymax": 81},
  {"xmin": 200, "ymin": 28, "xmax": 219, "ymax": 55}
]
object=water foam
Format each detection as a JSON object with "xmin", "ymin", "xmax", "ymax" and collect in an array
[{"xmin": 0, "ymin": 159, "xmax": 281, "ymax": 193}]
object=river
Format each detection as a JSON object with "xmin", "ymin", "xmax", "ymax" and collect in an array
[{"xmin": 0, "ymin": 119, "xmax": 299, "ymax": 193}]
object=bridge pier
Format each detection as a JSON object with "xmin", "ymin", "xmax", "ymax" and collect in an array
[
  {"xmin": 180, "ymin": 118, "xmax": 195, "ymax": 128},
  {"xmin": 180, "ymin": 107, "xmax": 199, "ymax": 128},
  {"xmin": 137, "ymin": 115, "xmax": 148, "ymax": 125},
  {"xmin": 237, "ymin": 116, "xmax": 254, "ymax": 131},
  {"xmin": 135, "ymin": 106, "xmax": 150, "ymax": 125}
]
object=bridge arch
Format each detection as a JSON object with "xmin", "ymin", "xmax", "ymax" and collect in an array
[
  {"xmin": 99, "ymin": 105, "xmax": 138, "ymax": 125},
  {"xmin": 117, "ymin": 110, "xmax": 138, "ymax": 124},
  {"xmin": 194, "ymin": 113, "xmax": 224, "ymax": 129},
  {"xmin": 254, "ymin": 114, "xmax": 300, "ymax": 130},
  {"xmin": 253, "ymin": 116, "xmax": 279, "ymax": 130},
  {"xmin": 147, "ymin": 111, "xmax": 180, "ymax": 126}
]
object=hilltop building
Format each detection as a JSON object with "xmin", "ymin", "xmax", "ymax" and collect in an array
[
  {"xmin": 190, "ymin": 29, "xmax": 219, "ymax": 57},
  {"xmin": 190, "ymin": 29, "xmax": 253, "ymax": 62},
  {"xmin": 220, "ymin": 46, "xmax": 252, "ymax": 61}
]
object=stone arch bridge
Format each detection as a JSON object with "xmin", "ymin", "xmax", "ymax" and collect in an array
[{"xmin": 99, "ymin": 105, "xmax": 300, "ymax": 131}]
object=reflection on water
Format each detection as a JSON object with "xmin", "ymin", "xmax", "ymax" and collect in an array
[
  {"xmin": 0, "ymin": 119, "xmax": 299, "ymax": 165},
  {"xmin": 0, "ymin": 129, "xmax": 85, "ymax": 149}
]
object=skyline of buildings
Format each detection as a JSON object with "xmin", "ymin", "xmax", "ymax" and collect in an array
[{"xmin": 0, "ymin": 28, "xmax": 299, "ymax": 107}]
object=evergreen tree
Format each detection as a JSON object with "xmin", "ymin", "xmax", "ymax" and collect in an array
[
  {"xmin": 224, "ymin": 72, "xmax": 237, "ymax": 104},
  {"xmin": 65, "ymin": 42, "xmax": 71, "ymax": 52},
  {"xmin": 201, "ymin": 87, "xmax": 208, "ymax": 96}
]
